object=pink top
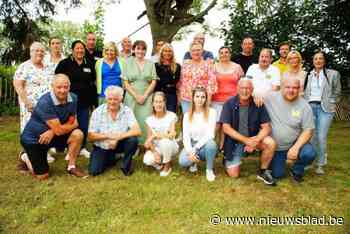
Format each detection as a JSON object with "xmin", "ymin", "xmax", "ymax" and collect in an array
[
  {"xmin": 212, "ymin": 64, "xmax": 244, "ymax": 102},
  {"xmin": 177, "ymin": 60, "xmax": 217, "ymax": 101}
]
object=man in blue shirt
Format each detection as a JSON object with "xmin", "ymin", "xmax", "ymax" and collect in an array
[
  {"xmin": 220, "ymin": 78, "xmax": 276, "ymax": 185},
  {"xmin": 183, "ymin": 32, "xmax": 214, "ymax": 61},
  {"xmin": 19, "ymin": 74, "xmax": 87, "ymax": 180}
]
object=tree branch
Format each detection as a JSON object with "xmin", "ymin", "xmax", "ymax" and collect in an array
[{"xmin": 174, "ymin": 0, "xmax": 217, "ymax": 27}]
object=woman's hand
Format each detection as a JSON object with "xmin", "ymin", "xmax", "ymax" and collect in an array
[{"xmin": 189, "ymin": 151, "xmax": 200, "ymax": 163}]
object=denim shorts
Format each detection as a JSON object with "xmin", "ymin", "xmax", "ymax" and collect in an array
[{"xmin": 224, "ymin": 143, "xmax": 245, "ymax": 168}]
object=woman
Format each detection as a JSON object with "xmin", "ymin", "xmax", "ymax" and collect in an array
[
  {"xmin": 143, "ymin": 92, "xmax": 179, "ymax": 176},
  {"xmin": 178, "ymin": 87, "xmax": 218, "ymax": 182},
  {"xmin": 155, "ymin": 43, "xmax": 181, "ymax": 113},
  {"xmin": 13, "ymin": 42, "xmax": 55, "ymax": 163},
  {"xmin": 123, "ymin": 40, "xmax": 158, "ymax": 144},
  {"xmin": 55, "ymin": 40, "xmax": 97, "ymax": 158},
  {"xmin": 95, "ymin": 41, "xmax": 123, "ymax": 104},
  {"xmin": 283, "ymin": 50, "xmax": 306, "ymax": 95},
  {"xmin": 177, "ymin": 42, "xmax": 217, "ymax": 113},
  {"xmin": 212, "ymin": 46, "xmax": 244, "ymax": 150},
  {"xmin": 304, "ymin": 51, "xmax": 341, "ymax": 175}
]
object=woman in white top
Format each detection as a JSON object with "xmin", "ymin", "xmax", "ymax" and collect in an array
[
  {"xmin": 143, "ymin": 92, "xmax": 179, "ymax": 177},
  {"xmin": 178, "ymin": 87, "xmax": 218, "ymax": 182}
]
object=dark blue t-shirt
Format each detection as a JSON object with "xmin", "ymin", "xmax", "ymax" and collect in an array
[
  {"xmin": 101, "ymin": 60, "xmax": 122, "ymax": 97},
  {"xmin": 21, "ymin": 91, "xmax": 77, "ymax": 144}
]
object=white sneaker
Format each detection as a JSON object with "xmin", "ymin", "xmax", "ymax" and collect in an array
[
  {"xmin": 206, "ymin": 169, "xmax": 216, "ymax": 182},
  {"xmin": 160, "ymin": 167, "xmax": 172, "ymax": 177},
  {"xmin": 47, "ymin": 153, "xmax": 55, "ymax": 163},
  {"xmin": 152, "ymin": 164, "xmax": 163, "ymax": 171},
  {"xmin": 189, "ymin": 164, "xmax": 198, "ymax": 173},
  {"xmin": 315, "ymin": 166, "xmax": 325, "ymax": 175},
  {"xmin": 48, "ymin": 148, "xmax": 57, "ymax": 155},
  {"xmin": 80, "ymin": 148, "xmax": 90, "ymax": 158}
]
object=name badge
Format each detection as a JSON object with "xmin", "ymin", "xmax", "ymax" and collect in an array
[{"xmin": 83, "ymin": 68, "xmax": 91, "ymax": 73}]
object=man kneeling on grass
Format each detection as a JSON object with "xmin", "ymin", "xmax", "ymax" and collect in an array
[
  {"xmin": 264, "ymin": 77, "xmax": 316, "ymax": 183},
  {"xmin": 19, "ymin": 74, "xmax": 87, "ymax": 179},
  {"xmin": 220, "ymin": 78, "xmax": 277, "ymax": 186},
  {"xmin": 88, "ymin": 86, "xmax": 141, "ymax": 176}
]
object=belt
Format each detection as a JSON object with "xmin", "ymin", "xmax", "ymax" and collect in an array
[{"xmin": 309, "ymin": 101, "xmax": 321, "ymax": 104}]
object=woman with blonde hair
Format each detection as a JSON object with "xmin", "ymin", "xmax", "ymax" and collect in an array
[
  {"xmin": 143, "ymin": 92, "xmax": 179, "ymax": 176},
  {"xmin": 155, "ymin": 43, "xmax": 181, "ymax": 113},
  {"xmin": 282, "ymin": 50, "xmax": 306, "ymax": 94},
  {"xmin": 95, "ymin": 41, "xmax": 123, "ymax": 104},
  {"xmin": 178, "ymin": 87, "xmax": 218, "ymax": 182},
  {"xmin": 177, "ymin": 42, "xmax": 217, "ymax": 113}
]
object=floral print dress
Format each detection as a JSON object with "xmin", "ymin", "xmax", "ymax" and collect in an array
[{"xmin": 13, "ymin": 60, "xmax": 52, "ymax": 132}]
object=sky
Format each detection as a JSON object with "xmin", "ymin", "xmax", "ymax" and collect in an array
[{"xmin": 55, "ymin": 0, "xmax": 229, "ymax": 61}]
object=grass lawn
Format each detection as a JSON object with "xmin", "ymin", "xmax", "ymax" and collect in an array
[{"xmin": 0, "ymin": 116, "xmax": 349, "ymax": 233}]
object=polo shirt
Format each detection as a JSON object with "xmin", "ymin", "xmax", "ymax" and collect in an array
[
  {"xmin": 183, "ymin": 50, "xmax": 214, "ymax": 60},
  {"xmin": 55, "ymin": 55, "xmax": 97, "ymax": 108},
  {"xmin": 219, "ymin": 95, "xmax": 270, "ymax": 161},
  {"xmin": 21, "ymin": 91, "xmax": 77, "ymax": 144}
]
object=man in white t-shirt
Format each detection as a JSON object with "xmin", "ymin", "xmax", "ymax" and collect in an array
[{"xmin": 246, "ymin": 48, "xmax": 280, "ymax": 106}]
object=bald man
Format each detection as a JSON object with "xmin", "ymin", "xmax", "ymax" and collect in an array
[
  {"xmin": 19, "ymin": 74, "xmax": 88, "ymax": 179},
  {"xmin": 220, "ymin": 78, "xmax": 276, "ymax": 185},
  {"xmin": 264, "ymin": 77, "xmax": 316, "ymax": 183}
]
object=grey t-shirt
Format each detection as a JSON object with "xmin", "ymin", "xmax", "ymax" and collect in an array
[
  {"xmin": 238, "ymin": 106, "xmax": 249, "ymax": 136},
  {"xmin": 264, "ymin": 92, "xmax": 315, "ymax": 151}
]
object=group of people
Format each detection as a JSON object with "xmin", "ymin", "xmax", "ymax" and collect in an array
[{"xmin": 14, "ymin": 32, "xmax": 342, "ymax": 185}]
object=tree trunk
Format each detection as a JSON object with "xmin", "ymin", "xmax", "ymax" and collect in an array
[{"xmin": 143, "ymin": 0, "xmax": 217, "ymax": 54}]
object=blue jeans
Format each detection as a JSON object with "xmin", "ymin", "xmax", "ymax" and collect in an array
[
  {"xmin": 178, "ymin": 139, "xmax": 218, "ymax": 170},
  {"xmin": 181, "ymin": 100, "xmax": 191, "ymax": 113},
  {"xmin": 310, "ymin": 103, "xmax": 335, "ymax": 166},
  {"xmin": 271, "ymin": 143, "xmax": 316, "ymax": 179},
  {"xmin": 77, "ymin": 107, "xmax": 90, "ymax": 148},
  {"xmin": 89, "ymin": 136, "xmax": 138, "ymax": 176}
]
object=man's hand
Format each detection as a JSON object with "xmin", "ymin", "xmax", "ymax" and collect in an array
[
  {"xmin": 245, "ymin": 137, "xmax": 259, "ymax": 150},
  {"xmin": 287, "ymin": 145, "xmax": 300, "ymax": 161},
  {"xmin": 38, "ymin": 130, "xmax": 55, "ymax": 145},
  {"xmin": 24, "ymin": 100, "xmax": 34, "ymax": 112},
  {"xmin": 107, "ymin": 139, "xmax": 118, "ymax": 149},
  {"xmin": 253, "ymin": 96, "xmax": 264, "ymax": 107},
  {"xmin": 188, "ymin": 151, "xmax": 200, "ymax": 163}
]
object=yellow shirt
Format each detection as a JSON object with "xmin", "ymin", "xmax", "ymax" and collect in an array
[{"xmin": 272, "ymin": 59, "xmax": 288, "ymax": 75}]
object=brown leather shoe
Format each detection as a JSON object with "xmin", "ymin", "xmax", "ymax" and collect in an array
[{"xmin": 68, "ymin": 167, "xmax": 88, "ymax": 178}]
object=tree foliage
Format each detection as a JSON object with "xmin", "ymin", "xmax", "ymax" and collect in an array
[
  {"xmin": 0, "ymin": 0, "xmax": 80, "ymax": 65},
  {"xmin": 142, "ymin": 0, "xmax": 218, "ymax": 52},
  {"xmin": 221, "ymin": 0, "xmax": 350, "ymax": 87}
]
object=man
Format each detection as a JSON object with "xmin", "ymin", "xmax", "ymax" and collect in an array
[
  {"xmin": 264, "ymin": 77, "xmax": 316, "ymax": 183},
  {"xmin": 119, "ymin": 37, "xmax": 133, "ymax": 59},
  {"xmin": 220, "ymin": 78, "xmax": 276, "ymax": 185},
  {"xmin": 232, "ymin": 37, "xmax": 257, "ymax": 74},
  {"xmin": 88, "ymin": 86, "xmax": 141, "ymax": 176},
  {"xmin": 183, "ymin": 32, "xmax": 214, "ymax": 61},
  {"xmin": 272, "ymin": 42, "xmax": 291, "ymax": 75},
  {"xmin": 85, "ymin": 32, "xmax": 102, "ymax": 63},
  {"xmin": 246, "ymin": 48, "xmax": 281, "ymax": 106},
  {"xmin": 150, "ymin": 39, "xmax": 165, "ymax": 63},
  {"xmin": 19, "ymin": 74, "xmax": 87, "ymax": 180}
]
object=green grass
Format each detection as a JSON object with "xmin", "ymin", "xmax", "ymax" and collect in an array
[{"xmin": 0, "ymin": 116, "xmax": 349, "ymax": 233}]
